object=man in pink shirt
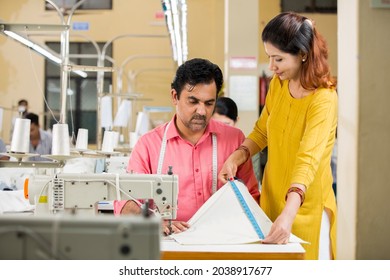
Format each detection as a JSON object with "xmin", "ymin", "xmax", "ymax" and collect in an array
[{"xmin": 118, "ymin": 58, "xmax": 259, "ymax": 234}]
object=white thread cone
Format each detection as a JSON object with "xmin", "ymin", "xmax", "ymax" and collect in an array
[
  {"xmin": 76, "ymin": 128, "xmax": 88, "ymax": 150},
  {"xmin": 52, "ymin": 123, "xmax": 70, "ymax": 155},
  {"xmin": 11, "ymin": 118, "xmax": 30, "ymax": 153}
]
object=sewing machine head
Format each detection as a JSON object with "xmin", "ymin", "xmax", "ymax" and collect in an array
[{"xmin": 26, "ymin": 173, "xmax": 178, "ymax": 219}]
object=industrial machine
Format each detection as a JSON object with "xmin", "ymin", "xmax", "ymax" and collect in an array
[
  {"xmin": 0, "ymin": 214, "xmax": 161, "ymax": 260},
  {"xmin": 25, "ymin": 173, "xmax": 178, "ymax": 219}
]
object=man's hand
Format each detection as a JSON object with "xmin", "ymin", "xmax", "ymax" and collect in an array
[
  {"xmin": 163, "ymin": 220, "xmax": 190, "ymax": 235},
  {"xmin": 120, "ymin": 200, "xmax": 142, "ymax": 215}
]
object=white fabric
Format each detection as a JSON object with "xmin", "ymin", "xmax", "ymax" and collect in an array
[
  {"xmin": 0, "ymin": 190, "xmax": 34, "ymax": 214},
  {"xmin": 171, "ymin": 180, "xmax": 307, "ymax": 245},
  {"xmin": 62, "ymin": 158, "xmax": 97, "ymax": 173},
  {"xmin": 0, "ymin": 167, "xmax": 34, "ymax": 190},
  {"xmin": 319, "ymin": 209, "xmax": 331, "ymax": 260}
]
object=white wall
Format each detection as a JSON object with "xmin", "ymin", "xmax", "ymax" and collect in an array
[{"xmin": 338, "ymin": 0, "xmax": 390, "ymax": 259}]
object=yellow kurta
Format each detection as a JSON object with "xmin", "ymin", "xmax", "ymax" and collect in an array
[{"xmin": 248, "ymin": 76, "xmax": 338, "ymax": 260}]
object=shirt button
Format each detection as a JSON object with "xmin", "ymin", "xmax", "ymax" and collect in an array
[
  {"xmin": 195, "ymin": 168, "xmax": 199, "ymax": 172},
  {"xmin": 197, "ymin": 192, "xmax": 202, "ymax": 196}
]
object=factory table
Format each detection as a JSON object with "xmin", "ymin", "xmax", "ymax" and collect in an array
[{"xmin": 161, "ymin": 239, "xmax": 305, "ymax": 260}]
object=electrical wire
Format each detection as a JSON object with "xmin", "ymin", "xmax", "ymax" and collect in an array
[
  {"xmin": 67, "ymin": 73, "xmax": 76, "ymax": 144},
  {"xmin": 24, "ymin": 28, "xmax": 59, "ymax": 123}
]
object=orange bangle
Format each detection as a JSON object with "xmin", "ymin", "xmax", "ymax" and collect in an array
[
  {"xmin": 285, "ymin": 187, "xmax": 305, "ymax": 206},
  {"xmin": 236, "ymin": 145, "xmax": 250, "ymax": 162}
]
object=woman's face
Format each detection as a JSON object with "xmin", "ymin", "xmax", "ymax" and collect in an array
[{"xmin": 264, "ymin": 42, "xmax": 303, "ymax": 82}]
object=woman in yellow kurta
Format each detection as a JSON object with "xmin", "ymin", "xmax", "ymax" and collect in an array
[{"xmin": 219, "ymin": 12, "xmax": 337, "ymax": 260}]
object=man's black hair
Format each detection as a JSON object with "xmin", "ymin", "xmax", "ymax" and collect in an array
[
  {"xmin": 171, "ymin": 58, "xmax": 223, "ymax": 99},
  {"xmin": 24, "ymin": 112, "xmax": 39, "ymax": 126}
]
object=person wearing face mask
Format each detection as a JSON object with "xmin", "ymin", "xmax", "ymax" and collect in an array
[
  {"xmin": 116, "ymin": 58, "xmax": 260, "ymax": 235},
  {"xmin": 219, "ymin": 12, "xmax": 338, "ymax": 260},
  {"xmin": 17, "ymin": 99, "xmax": 29, "ymax": 117}
]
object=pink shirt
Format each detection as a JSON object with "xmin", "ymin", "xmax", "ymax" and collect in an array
[{"xmin": 120, "ymin": 115, "xmax": 259, "ymax": 221}]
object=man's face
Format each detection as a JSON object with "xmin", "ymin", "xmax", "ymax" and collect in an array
[{"xmin": 172, "ymin": 82, "xmax": 217, "ymax": 133}]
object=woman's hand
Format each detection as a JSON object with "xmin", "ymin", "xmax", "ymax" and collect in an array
[
  {"xmin": 261, "ymin": 212, "xmax": 294, "ymax": 244},
  {"xmin": 219, "ymin": 140, "xmax": 258, "ymax": 184},
  {"xmin": 218, "ymin": 159, "xmax": 238, "ymax": 184},
  {"xmin": 262, "ymin": 186, "xmax": 303, "ymax": 244}
]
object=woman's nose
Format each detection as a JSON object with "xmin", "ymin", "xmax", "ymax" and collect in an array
[{"xmin": 269, "ymin": 60, "xmax": 276, "ymax": 71}]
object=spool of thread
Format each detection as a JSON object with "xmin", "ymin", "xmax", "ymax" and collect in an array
[
  {"xmin": 11, "ymin": 118, "xmax": 30, "ymax": 153},
  {"xmin": 75, "ymin": 128, "xmax": 88, "ymax": 150},
  {"xmin": 101, "ymin": 130, "xmax": 116, "ymax": 153},
  {"xmin": 100, "ymin": 96, "xmax": 113, "ymax": 129},
  {"xmin": 119, "ymin": 134, "xmax": 125, "ymax": 144},
  {"xmin": 129, "ymin": 132, "xmax": 139, "ymax": 149},
  {"xmin": 52, "ymin": 123, "xmax": 70, "ymax": 155},
  {"xmin": 113, "ymin": 99, "xmax": 131, "ymax": 127}
]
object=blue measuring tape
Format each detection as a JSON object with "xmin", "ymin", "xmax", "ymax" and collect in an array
[{"xmin": 229, "ymin": 179, "xmax": 265, "ymax": 239}]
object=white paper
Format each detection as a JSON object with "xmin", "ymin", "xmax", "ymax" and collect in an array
[
  {"xmin": 171, "ymin": 180, "xmax": 307, "ymax": 245},
  {"xmin": 229, "ymin": 75, "xmax": 258, "ymax": 111}
]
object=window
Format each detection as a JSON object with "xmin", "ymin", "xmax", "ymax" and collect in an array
[
  {"xmin": 282, "ymin": 0, "xmax": 337, "ymax": 14},
  {"xmin": 44, "ymin": 42, "xmax": 113, "ymax": 144},
  {"xmin": 45, "ymin": 0, "xmax": 112, "ymax": 11}
]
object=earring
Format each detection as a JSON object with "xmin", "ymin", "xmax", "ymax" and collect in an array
[{"xmin": 302, "ymin": 58, "xmax": 306, "ymax": 62}]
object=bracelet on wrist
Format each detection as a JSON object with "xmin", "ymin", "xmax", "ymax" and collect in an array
[
  {"xmin": 236, "ymin": 145, "xmax": 250, "ymax": 162},
  {"xmin": 285, "ymin": 186, "xmax": 305, "ymax": 206}
]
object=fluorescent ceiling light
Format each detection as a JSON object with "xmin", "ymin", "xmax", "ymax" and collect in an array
[
  {"xmin": 2, "ymin": 28, "xmax": 87, "ymax": 78},
  {"xmin": 162, "ymin": 0, "xmax": 187, "ymax": 66}
]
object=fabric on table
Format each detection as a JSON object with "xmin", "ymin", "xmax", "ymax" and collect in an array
[{"xmin": 171, "ymin": 180, "xmax": 306, "ymax": 245}]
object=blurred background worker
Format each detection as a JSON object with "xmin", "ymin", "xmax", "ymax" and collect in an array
[
  {"xmin": 212, "ymin": 96, "xmax": 239, "ymax": 127},
  {"xmin": 25, "ymin": 112, "xmax": 52, "ymax": 161}
]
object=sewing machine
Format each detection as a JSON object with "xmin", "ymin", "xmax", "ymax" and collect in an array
[
  {"xmin": 0, "ymin": 214, "xmax": 161, "ymax": 260},
  {"xmin": 26, "ymin": 173, "xmax": 178, "ymax": 219}
]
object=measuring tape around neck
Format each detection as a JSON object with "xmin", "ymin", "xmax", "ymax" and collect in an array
[{"xmin": 157, "ymin": 121, "xmax": 218, "ymax": 194}]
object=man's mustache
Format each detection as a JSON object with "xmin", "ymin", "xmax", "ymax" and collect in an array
[{"xmin": 191, "ymin": 114, "xmax": 206, "ymax": 121}]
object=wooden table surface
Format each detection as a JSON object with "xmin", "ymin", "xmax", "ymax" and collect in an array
[{"xmin": 161, "ymin": 239, "xmax": 305, "ymax": 260}]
